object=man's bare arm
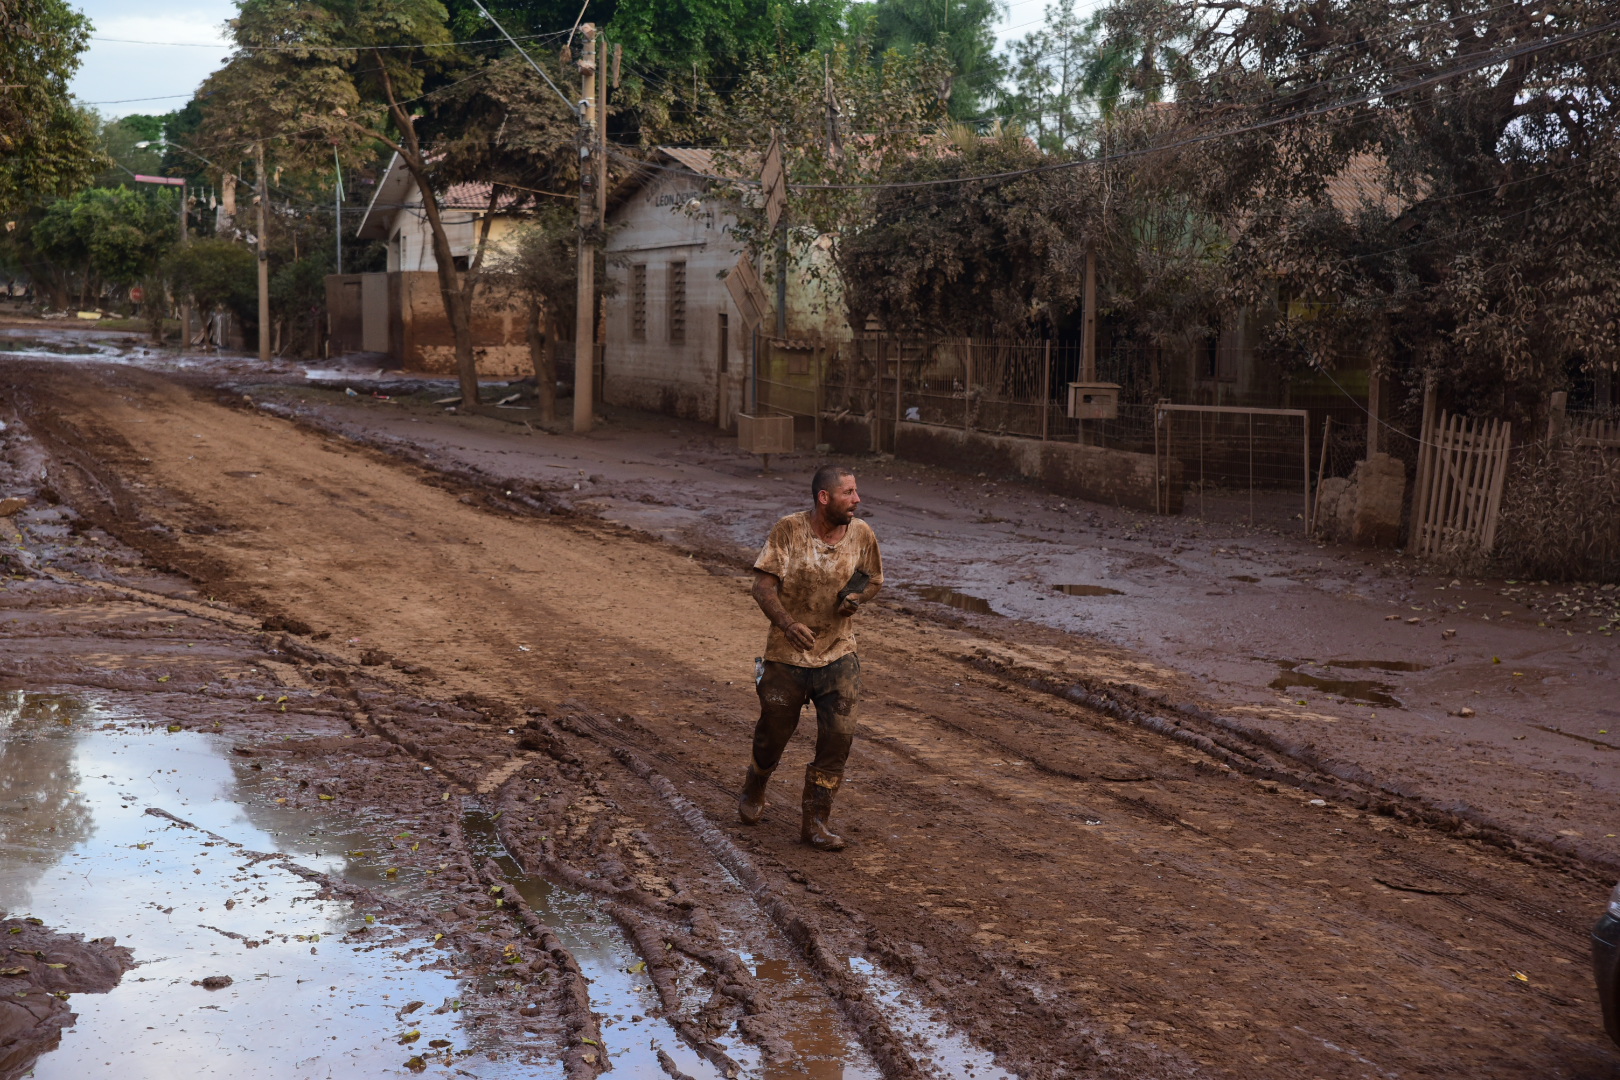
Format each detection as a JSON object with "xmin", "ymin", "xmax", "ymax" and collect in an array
[
  {"xmin": 753, "ymin": 570, "xmax": 817, "ymax": 651},
  {"xmin": 836, "ymin": 580, "xmax": 882, "ymax": 617}
]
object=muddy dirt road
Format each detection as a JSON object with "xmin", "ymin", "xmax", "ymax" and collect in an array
[{"xmin": 2, "ymin": 357, "xmax": 1618, "ymax": 1079}]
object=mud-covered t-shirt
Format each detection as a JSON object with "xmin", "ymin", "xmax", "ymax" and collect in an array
[{"xmin": 754, "ymin": 511, "xmax": 884, "ymax": 668}]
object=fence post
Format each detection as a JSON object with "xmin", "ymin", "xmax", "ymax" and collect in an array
[
  {"xmin": 1410, "ymin": 382, "xmax": 1436, "ymax": 553},
  {"xmin": 1547, "ymin": 390, "xmax": 1568, "ymax": 443},
  {"xmin": 1312, "ymin": 416, "xmax": 1332, "ymax": 533},
  {"xmin": 1040, "ymin": 339, "xmax": 1051, "ymax": 441},
  {"xmin": 964, "ymin": 338, "xmax": 973, "ymax": 431},
  {"xmin": 1367, "ymin": 368, "xmax": 1382, "ymax": 456},
  {"xmin": 814, "ymin": 344, "xmax": 824, "ymax": 449}
]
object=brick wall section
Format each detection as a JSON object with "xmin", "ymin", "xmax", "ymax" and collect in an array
[{"xmin": 895, "ymin": 421, "xmax": 1181, "ymax": 514}]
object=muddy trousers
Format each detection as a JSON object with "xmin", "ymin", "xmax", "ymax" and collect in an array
[{"xmin": 751, "ymin": 655, "xmax": 860, "ymax": 788}]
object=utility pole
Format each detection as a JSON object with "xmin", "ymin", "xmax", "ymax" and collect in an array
[
  {"xmin": 178, "ymin": 183, "xmax": 190, "ymax": 350},
  {"xmin": 333, "ymin": 144, "xmax": 344, "ymax": 275},
  {"xmin": 254, "ymin": 143, "xmax": 270, "ymax": 364},
  {"xmin": 572, "ymin": 24, "xmax": 598, "ymax": 434}
]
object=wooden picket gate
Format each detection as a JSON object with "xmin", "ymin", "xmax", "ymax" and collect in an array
[{"xmin": 1410, "ymin": 409, "xmax": 1512, "ymax": 558}]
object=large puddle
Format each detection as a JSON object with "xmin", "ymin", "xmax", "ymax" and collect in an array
[
  {"xmin": 916, "ymin": 587, "xmax": 995, "ymax": 615},
  {"xmin": 0, "ymin": 691, "xmax": 913, "ymax": 1080},
  {"xmin": 0, "ymin": 690, "xmax": 502, "ymax": 1078}
]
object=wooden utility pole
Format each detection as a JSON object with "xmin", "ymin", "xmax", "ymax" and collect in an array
[
  {"xmin": 254, "ymin": 143, "xmax": 270, "ymax": 363},
  {"xmin": 178, "ymin": 183, "xmax": 191, "ymax": 350},
  {"xmin": 572, "ymin": 25, "xmax": 598, "ymax": 434},
  {"xmin": 1079, "ymin": 244, "xmax": 1097, "ymax": 445},
  {"xmin": 1081, "ymin": 245, "xmax": 1097, "ymax": 382}
]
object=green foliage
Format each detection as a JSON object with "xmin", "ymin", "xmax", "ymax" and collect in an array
[
  {"xmin": 0, "ymin": 0, "xmax": 105, "ymax": 213},
  {"xmin": 95, "ymin": 115, "xmax": 169, "ymax": 188},
  {"xmin": 847, "ymin": 0, "xmax": 1004, "ymax": 120},
  {"xmin": 271, "ymin": 255, "xmax": 331, "ymax": 357},
  {"xmin": 610, "ymin": 0, "xmax": 848, "ymax": 80},
  {"xmin": 166, "ymin": 238, "xmax": 259, "ymax": 329},
  {"xmin": 32, "ymin": 186, "xmax": 179, "ymax": 288}
]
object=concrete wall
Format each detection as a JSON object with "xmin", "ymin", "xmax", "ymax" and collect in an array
[{"xmin": 895, "ymin": 421, "xmax": 1179, "ymax": 514}]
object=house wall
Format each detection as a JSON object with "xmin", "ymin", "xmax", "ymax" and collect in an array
[
  {"xmin": 603, "ymin": 165, "xmax": 852, "ymax": 428},
  {"xmin": 603, "ymin": 170, "xmax": 741, "ymax": 425},
  {"xmin": 325, "ymin": 271, "xmax": 528, "ymax": 376},
  {"xmin": 385, "ymin": 208, "xmax": 523, "ymax": 273}
]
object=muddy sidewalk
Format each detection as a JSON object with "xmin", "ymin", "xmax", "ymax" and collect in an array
[{"xmin": 0, "ymin": 358, "xmax": 1615, "ymax": 1078}]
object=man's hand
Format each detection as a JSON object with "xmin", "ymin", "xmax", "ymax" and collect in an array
[
  {"xmin": 836, "ymin": 595, "xmax": 861, "ymax": 618},
  {"xmin": 783, "ymin": 621, "xmax": 817, "ymax": 651}
]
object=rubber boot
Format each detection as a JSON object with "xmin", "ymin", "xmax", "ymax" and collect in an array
[
  {"xmin": 800, "ymin": 767, "xmax": 846, "ymax": 851},
  {"xmin": 738, "ymin": 763, "xmax": 772, "ymax": 825}
]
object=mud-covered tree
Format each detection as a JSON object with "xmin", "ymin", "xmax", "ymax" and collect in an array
[
  {"xmin": 1108, "ymin": 0, "xmax": 1620, "ymax": 424},
  {"xmin": 835, "ymin": 125, "xmax": 1090, "ymax": 334},
  {"xmin": 663, "ymin": 38, "xmax": 953, "ymax": 323},
  {"xmin": 483, "ymin": 206, "xmax": 581, "ymax": 424},
  {"xmin": 0, "ymin": 0, "xmax": 103, "ymax": 214},
  {"xmin": 196, "ymin": 0, "xmax": 579, "ymax": 406}
]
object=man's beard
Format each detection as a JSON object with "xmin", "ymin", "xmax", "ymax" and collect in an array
[{"xmin": 825, "ymin": 504, "xmax": 854, "ymax": 526}]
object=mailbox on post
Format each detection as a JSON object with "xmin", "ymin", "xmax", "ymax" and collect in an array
[
  {"xmin": 1067, "ymin": 381, "xmax": 1121, "ymax": 420},
  {"xmin": 738, "ymin": 412, "xmax": 795, "ymax": 471}
]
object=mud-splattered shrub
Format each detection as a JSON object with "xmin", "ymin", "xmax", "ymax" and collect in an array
[{"xmin": 1494, "ymin": 442, "xmax": 1620, "ymax": 582}]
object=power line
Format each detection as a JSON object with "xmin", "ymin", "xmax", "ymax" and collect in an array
[{"xmin": 89, "ymin": 30, "xmax": 571, "ymax": 51}]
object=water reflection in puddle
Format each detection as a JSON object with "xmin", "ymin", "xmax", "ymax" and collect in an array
[
  {"xmin": 0, "ymin": 691, "xmax": 518, "ymax": 1079},
  {"xmin": 1267, "ymin": 659, "xmax": 1422, "ymax": 708},
  {"xmin": 916, "ymin": 587, "xmax": 995, "ymax": 614},
  {"xmin": 846, "ymin": 958, "xmax": 1014, "ymax": 1080},
  {"xmin": 460, "ymin": 810, "xmax": 734, "ymax": 1079},
  {"xmin": 1054, "ymin": 584, "xmax": 1123, "ymax": 597},
  {"xmin": 461, "ymin": 809, "xmax": 885, "ymax": 1079}
]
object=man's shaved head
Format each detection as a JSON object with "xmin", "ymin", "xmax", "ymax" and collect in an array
[{"xmin": 811, "ymin": 464, "xmax": 855, "ymax": 502}]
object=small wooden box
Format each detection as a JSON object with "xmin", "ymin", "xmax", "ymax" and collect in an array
[
  {"xmin": 737, "ymin": 412, "xmax": 796, "ymax": 455},
  {"xmin": 1067, "ymin": 381, "xmax": 1121, "ymax": 420}
]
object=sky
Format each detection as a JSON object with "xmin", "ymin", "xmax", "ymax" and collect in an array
[
  {"xmin": 68, "ymin": 0, "xmax": 1096, "ymax": 120},
  {"xmin": 69, "ymin": 1, "xmax": 235, "ymax": 118}
]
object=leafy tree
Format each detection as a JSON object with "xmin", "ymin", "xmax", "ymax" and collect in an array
[
  {"xmin": 0, "ymin": 0, "xmax": 104, "ymax": 214},
  {"xmin": 29, "ymin": 186, "xmax": 179, "ymax": 306},
  {"xmin": 612, "ymin": 0, "xmax": 848, "ymax": 76},
  {"xmin": 166, "ymin": 238, "xmax": 259, "ymax": 333},
  {"xmin": 94, "ymin": 114, "xmax": 170, "ymax": 188},
  {"xmin": 198, "ymin": 0, "xmax": 578, "ymax": 404},
  {"xmin": 848, "ymin": 0, "xmax": 1004, "ymax": 120},
  {"xmin": 1126, "ymin": 0, "xmax": 1620, "ymax": 423},
  {"xmin": 1002, "ymin": 0, "xmax": 1099, "ymax": 150}
]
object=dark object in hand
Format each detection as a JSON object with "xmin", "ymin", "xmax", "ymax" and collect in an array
[{"xmin": 838, "ymin": 570, "xmax": 869, "ymax": 606}]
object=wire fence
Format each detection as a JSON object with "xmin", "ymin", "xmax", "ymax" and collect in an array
[{"xmin": 1156, "ymin": 405, "xmax": 1313, "ymax": 531}]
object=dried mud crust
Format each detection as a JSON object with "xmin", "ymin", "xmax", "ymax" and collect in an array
[{"xmin": 2, "ymin": 362, "xmax": 1619, "ymax": 1077}]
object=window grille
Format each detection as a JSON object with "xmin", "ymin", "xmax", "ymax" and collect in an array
[
  {"xmin": 667, "ymin": 261, "xmax": 686, "ymax": 345},
  {"xmin": 631, "ymin": 264, "xmax": 647, "ymax": 341}
]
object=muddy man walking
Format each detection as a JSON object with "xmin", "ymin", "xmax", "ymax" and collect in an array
[{"xmin": 739, "ymin": 465, "xmax": 884, "ymax": 851}]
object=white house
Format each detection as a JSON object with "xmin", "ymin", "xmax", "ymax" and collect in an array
[{"xmin": 601, "ymin": 148, "xmax": 850, "ymax": 429}]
